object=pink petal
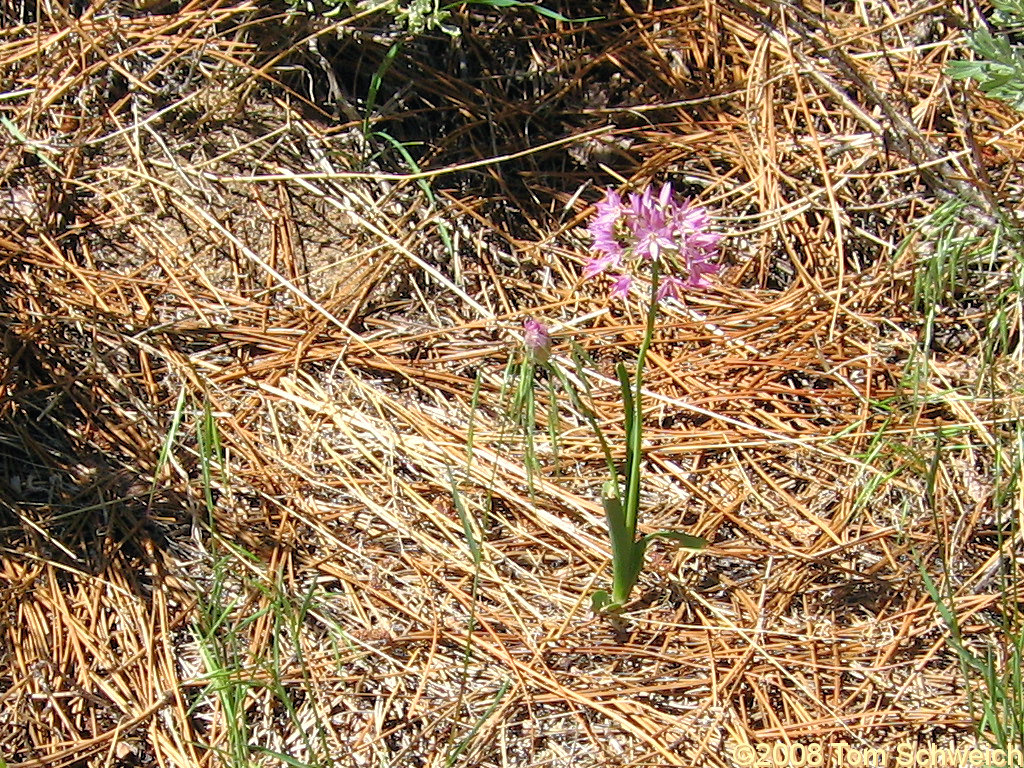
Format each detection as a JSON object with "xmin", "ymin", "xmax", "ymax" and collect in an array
[
  {"xmin": 610, "ymin": 274, "xmax": 632, "ymax": 300},
  {"xmin": 584, "ymin": 252, "xmax": 620, "ymax": 278},
  {"xmin": 657, "ymin": 275, "xmax": 685, "ymax": 301},
  {"xmin": 658, "ymin": 182, "xmax": 673, "ymax": 208}
]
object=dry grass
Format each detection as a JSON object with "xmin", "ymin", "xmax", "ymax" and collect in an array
[{"xmin": 1, "ymin": 0, "xmax": 1022, "ymax": 766}]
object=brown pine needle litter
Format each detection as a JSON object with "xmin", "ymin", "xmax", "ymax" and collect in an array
[{"xmin": 1, "ymin": 0, "xmax": 1022, "ymax": 765}]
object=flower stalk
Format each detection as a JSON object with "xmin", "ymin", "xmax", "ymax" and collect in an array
[
  {"xmin": 588, "ymin": 184, "xmax": 717, "ymax": 613},
  {"xmin": 512, "ymin": 182, "xmax": 718, "ymax": 614},
  {"xmin": 593, "ymin": 261, "xmax": 705, "ymax": 612}
]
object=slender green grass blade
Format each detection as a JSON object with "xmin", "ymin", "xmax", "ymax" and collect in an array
[
  {"xmin": 452, "ymin": 0, "xmax": 601, "ymax": 23},
  {"xmin": 196, "ymin": 397, "xmax": 220, "ymax": 514},
  {"xmin": 363, "ymin": 40, "xmax": 402, "ymax": 135},
  {"xmin": 445, "ymin": 680, "xmax": 511, "ymax": 767},
  {"xmin": 524, "ymin": 376, "xmax": 538, "ymax": 491},
  {"xmin": 152, "ymin": 385, "xmax": 187, "ymax": 498},
  {"xmin": 546, "ymin": 374, "xmax": 560, "ymax": 473},
  {"xmin": 1, "ymin": 116, "xmax": 61, "ymax": 172},
  {"xmin": 919, "ymin": 560, "xmax": 984, "ymax": 674},
  {"xmin": 250, "ymin": 747, "xmax": 316, "ymax": 768},
  {"xmin": 449, "ymin": 469, "xmax": 481, "ymax": 566},
  {"xmin": 615, "ymin": 361, "xmax": 634, "ymax": 459},
  {"xmin": 564, "ymin": 345, "xmax": 618, "ymax": 486},
  {"xmin": 368, "ymin": 128, "xmax": 455, "ymax": 253},
  {"xmin": 466, "ymin": 368, "xmax": 484, "ymax": 468}
]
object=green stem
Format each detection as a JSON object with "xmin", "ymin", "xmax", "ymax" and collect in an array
[
  {"xmin": 605, "ymin": 482, "xmax": 643, "ymax": 606},
  {"xmin": 623, "ymin": 262, "xmax": 661, "ymax": 534},
  {"xmin": 605, "ymin": 264, "xmax": 662, "ymax": 608}
]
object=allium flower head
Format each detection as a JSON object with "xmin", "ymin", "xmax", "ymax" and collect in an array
[
  {"xmin": 523, "ymin": 318, "xmax": 551, "ymax": 362},
  {"xmin": 586, "ymin": 182, "xmax": 720, "ymax": 301}
]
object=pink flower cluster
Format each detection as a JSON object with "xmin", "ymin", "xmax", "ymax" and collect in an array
[{"xmin": 584, "ymin": 183, "xmax": 720, "ymax": 301}]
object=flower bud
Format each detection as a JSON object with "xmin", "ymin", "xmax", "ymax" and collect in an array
[{"xmin": 523, "ymin": 318, "xmax": 551, "ymax": 363}]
